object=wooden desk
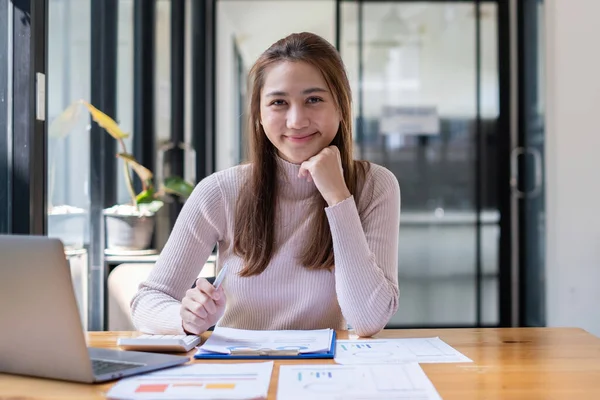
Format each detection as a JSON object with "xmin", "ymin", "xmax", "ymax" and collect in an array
[{"xmin": 1, "ymin": 328, "xmax": 600, "ymax": 399}]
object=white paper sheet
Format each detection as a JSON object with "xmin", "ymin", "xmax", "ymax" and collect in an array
[
  {"xmin": 335, "ymin": 337, "xmax": 472, "ymax": 364},
  {"xmin": 334, "ymin": 340, "xmax": 418, "ymax": 364},
  {"xmin": 277, "ymin": 363, "xmax": 443, "ymax": 400},
  {"xmin": 396, "ymin": 337, "xmax": 472, "ymax": 363},
  {"xmin": 198, "ymin": 326, "xmax": 333, "ymax": 354},
  {"xmin": 106, "ymin": 362, "xmax": 273, "ymax": 400}
]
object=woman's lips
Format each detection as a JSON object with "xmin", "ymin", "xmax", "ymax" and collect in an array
[{"xmin": 285, "ymin": 132, "xmax": 317, "ymax": 143}]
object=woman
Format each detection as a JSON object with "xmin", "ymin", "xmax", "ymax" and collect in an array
[{"xmin": 131, "ymin": 32, "xmax": 400, "ymax": 337}]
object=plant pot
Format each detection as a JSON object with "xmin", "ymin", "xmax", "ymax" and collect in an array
[
  {"xmin": 48, "ymin": 205, "xmax": 88, "ymax": 250},
  {"xmin": 104, "ymin": 213, "xmax": 155, "ymax": 251},
  {"xmin": 104, "ymin": 203, "xmax": 162, "ymax": 251}
]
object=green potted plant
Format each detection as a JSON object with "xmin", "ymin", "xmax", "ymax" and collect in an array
[
  {"xmin": 81, "ymin": 101, "xmax": 194, "ymax": 251},
  {"xmin": 48, "ymin": 100, "xmax": 194, "ymax": 251}
]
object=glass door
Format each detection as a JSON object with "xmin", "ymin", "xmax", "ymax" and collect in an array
[
  {"xmin": 340, "ymin": 0, "xmax": 502, "ymax": 327},
  {"xmin": 516, "ymin": 0, "xmax": 545, "ymax": 326}
]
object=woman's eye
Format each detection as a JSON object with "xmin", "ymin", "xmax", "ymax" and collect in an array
[
  {"xmin": 271, "ymin": 100, "xmax": 286, "ymax": 106},
  {"xmin": 307, "ymin": 97, "xmax": 323, "ymax": 104}
]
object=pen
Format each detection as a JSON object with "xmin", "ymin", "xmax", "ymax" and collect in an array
[{"xmin": 212, "ymin": 265, "xmax": 228, "ymax": 289}]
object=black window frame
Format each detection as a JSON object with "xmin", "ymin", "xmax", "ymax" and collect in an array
[
  {"xmin": 0, "ymin": 0, "xmax": 11, "ymax": 233},
  {"xmin": 10, "ymin": 0, "xmax": 48, "ymax": 236}
]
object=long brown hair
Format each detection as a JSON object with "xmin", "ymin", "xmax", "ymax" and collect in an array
[{"xmin": 234, "ymin": 32, "xmax": 367, "ymax": 277}]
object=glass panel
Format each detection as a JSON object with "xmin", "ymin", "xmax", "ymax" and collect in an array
[
  {"xmin": 155, "ymin": 0, "xmax": 171, "ymax": 168},
  {"xmin": 185, "ymin": 0, "xmax": 195, "ymax": 184},
  {"xmin": 342, "ymin": 2, "xmax": 500, "ymax": 327},
  {"xmin": 47, "ymin": 0, "xmax": 92, "ymax": 325},
  {"xmin": 117, "ymin": 0, "xmax": 135, "ymax": 205},
  {"xmin": 216, "ymin": 0, "xmax": 336, "ymax": 171},
  {"xmin": 154, "ymin": 0, "xmax": 171, "ymax": 248},
  {"xmin": 479, "ymin": 2, "xmax": 500, "ymax": 326},
  {"xmin": 522, "ymin": 0, "xmax": 545, "ymax": 326}
]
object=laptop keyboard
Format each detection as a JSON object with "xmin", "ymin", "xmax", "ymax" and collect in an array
[{"xmin": 91, "ymin": 358, "xmax": 145, "ymax": 375}]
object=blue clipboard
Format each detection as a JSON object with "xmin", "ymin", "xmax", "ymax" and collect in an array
[{"xmin": 194, "ymin": 330, "xmax": 336, "ymax": 360}]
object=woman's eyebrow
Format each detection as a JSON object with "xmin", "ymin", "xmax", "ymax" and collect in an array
[{"xmin": 264, "ymin": 87, "xmax": 328, "ymax": 97}]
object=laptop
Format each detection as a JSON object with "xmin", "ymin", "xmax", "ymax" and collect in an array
[{"xmin": 0, "ymin": 235, "xmax": 189, "ymax": 383}]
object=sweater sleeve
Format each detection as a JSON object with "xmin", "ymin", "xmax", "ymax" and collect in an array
[
  {"xmin": 130, "ymin": 173, "xmax": 226, "ymax": 334},
  {"xmin": 325, "ymin": 166, "xmax": 400, "ymax": 337}
]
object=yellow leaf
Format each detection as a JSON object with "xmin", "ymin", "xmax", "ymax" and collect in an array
[
  {"xmin": 117, "ymin": 153, "xmax": 154, "ymax": 183},
  {"xmin": 80, "ymin": 100, "xmax": 129, "ymax": 140}
]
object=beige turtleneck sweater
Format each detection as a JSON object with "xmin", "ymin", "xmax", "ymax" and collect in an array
[{"xmin": 131, "ymin": 157, "xmax": 400, "ymax": 337}]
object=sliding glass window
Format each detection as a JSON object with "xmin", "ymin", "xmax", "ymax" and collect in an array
[
  {"xmin": 210, "ymin": 0, "xmax": 528, "ymax": 328},
  {"xmin": 47, "ymin": 0, "xmax": 93, "ymax": 325},
  {"xmin": 341, "ymin": 1, "xmax": 500, "ymax": 327}
]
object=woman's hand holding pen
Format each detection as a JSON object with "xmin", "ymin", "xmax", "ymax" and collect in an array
[
  {"xmin": 298, "ymin": 145, "xmax": 351, "ymax": 207},
  {"xmin": 181, "ymin": 278, "xmax": 226, "ymax": 335}
]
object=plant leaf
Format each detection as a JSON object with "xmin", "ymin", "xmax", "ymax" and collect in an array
[
  {"xmin": 81, "ymin": 100, "xmax": 129, "ymax": 140},
  {"xmin": 49, "ymin": 102, "xmax": 82, "ymax": 138},
  {"xmin": 117, "ymin": 153, "xmax": 154, "ymax": 184},
  {"xmin": 163, "ymin": 176, "xmax": 194, "ymax": 198},
  {"xmin": 136, "ymin": 188, "xmax": 156, "ymax": 204}
]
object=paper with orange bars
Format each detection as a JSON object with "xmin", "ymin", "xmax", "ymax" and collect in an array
[{"xmin": 106, "ymin": 362, "xmax": 273, "ymax": 399}]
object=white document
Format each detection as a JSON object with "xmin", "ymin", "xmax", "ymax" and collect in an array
[
  {"xmin": 277, "ymin": 363, "xmax": 442, "ymax": 400},
  {"xmin": 335, "ymin": 338, "xmax": 471, "ymax": 364},
  {"xmin": 334, "ymin": 339, "xmax": 418, "ymax": 364},
  {"xmin": 106, "ymin": 362, "xmax": 273, "ymax": 400},
  {"xmin": 396, "ymin": 337, "xmax": 472, "ymax": 363},
  {"xmin": 197, "ymin": 326, "xmax": 333, "ymax": 354}
]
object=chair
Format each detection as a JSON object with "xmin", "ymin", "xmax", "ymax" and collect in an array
[{"xmin": 107, "ymin": 262, "xmax": 216, "ymax": 331}]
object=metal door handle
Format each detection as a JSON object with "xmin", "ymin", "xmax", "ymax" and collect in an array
[{"xmin": 510, "ymin": 146, "xmax": 542, "ymax": 198}]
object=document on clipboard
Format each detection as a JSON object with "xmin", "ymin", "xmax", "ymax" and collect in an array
[{"xmin": 194, "ymin": 327, "xmax": 336, "ymax": 359}]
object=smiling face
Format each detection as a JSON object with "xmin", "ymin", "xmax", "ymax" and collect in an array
[{"xmin": 259, "ymin": 61, "xmax": 341, "ymax": 164}]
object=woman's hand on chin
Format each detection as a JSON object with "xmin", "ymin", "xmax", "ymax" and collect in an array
[{"xmin": 298, "ymin": 146, "xmax": 351, "ymax": 207}]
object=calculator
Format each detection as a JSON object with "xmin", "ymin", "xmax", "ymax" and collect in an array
[{"xmin": 117, "ymin": 334, "xmax": 202, "ymax": 353}]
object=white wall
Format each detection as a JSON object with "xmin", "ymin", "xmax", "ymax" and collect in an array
[{"xmin": 545, "ymin": 0, "xmax": 600, "ymax": 337}]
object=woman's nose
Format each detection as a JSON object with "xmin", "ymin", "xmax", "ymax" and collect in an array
[{"xmin": 286, "ymin": 106, "xmax": 310, "ymax": 130}]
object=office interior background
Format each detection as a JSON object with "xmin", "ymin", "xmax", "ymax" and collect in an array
[{"xmin": 1, "ymin": 0, "xmax": 598, "ymax": 337}]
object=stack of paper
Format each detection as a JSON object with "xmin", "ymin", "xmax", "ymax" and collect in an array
[
  {"xmin": 277, "ymin": 363, "xmax": 443, "ymax": 400},
  {"xmin": 196, "ymin": 326, "xmax": 334, "ymax": 355},
  {"xmin": 106, "ymin": 362, "xmax": 273, "ymax": 400}
]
